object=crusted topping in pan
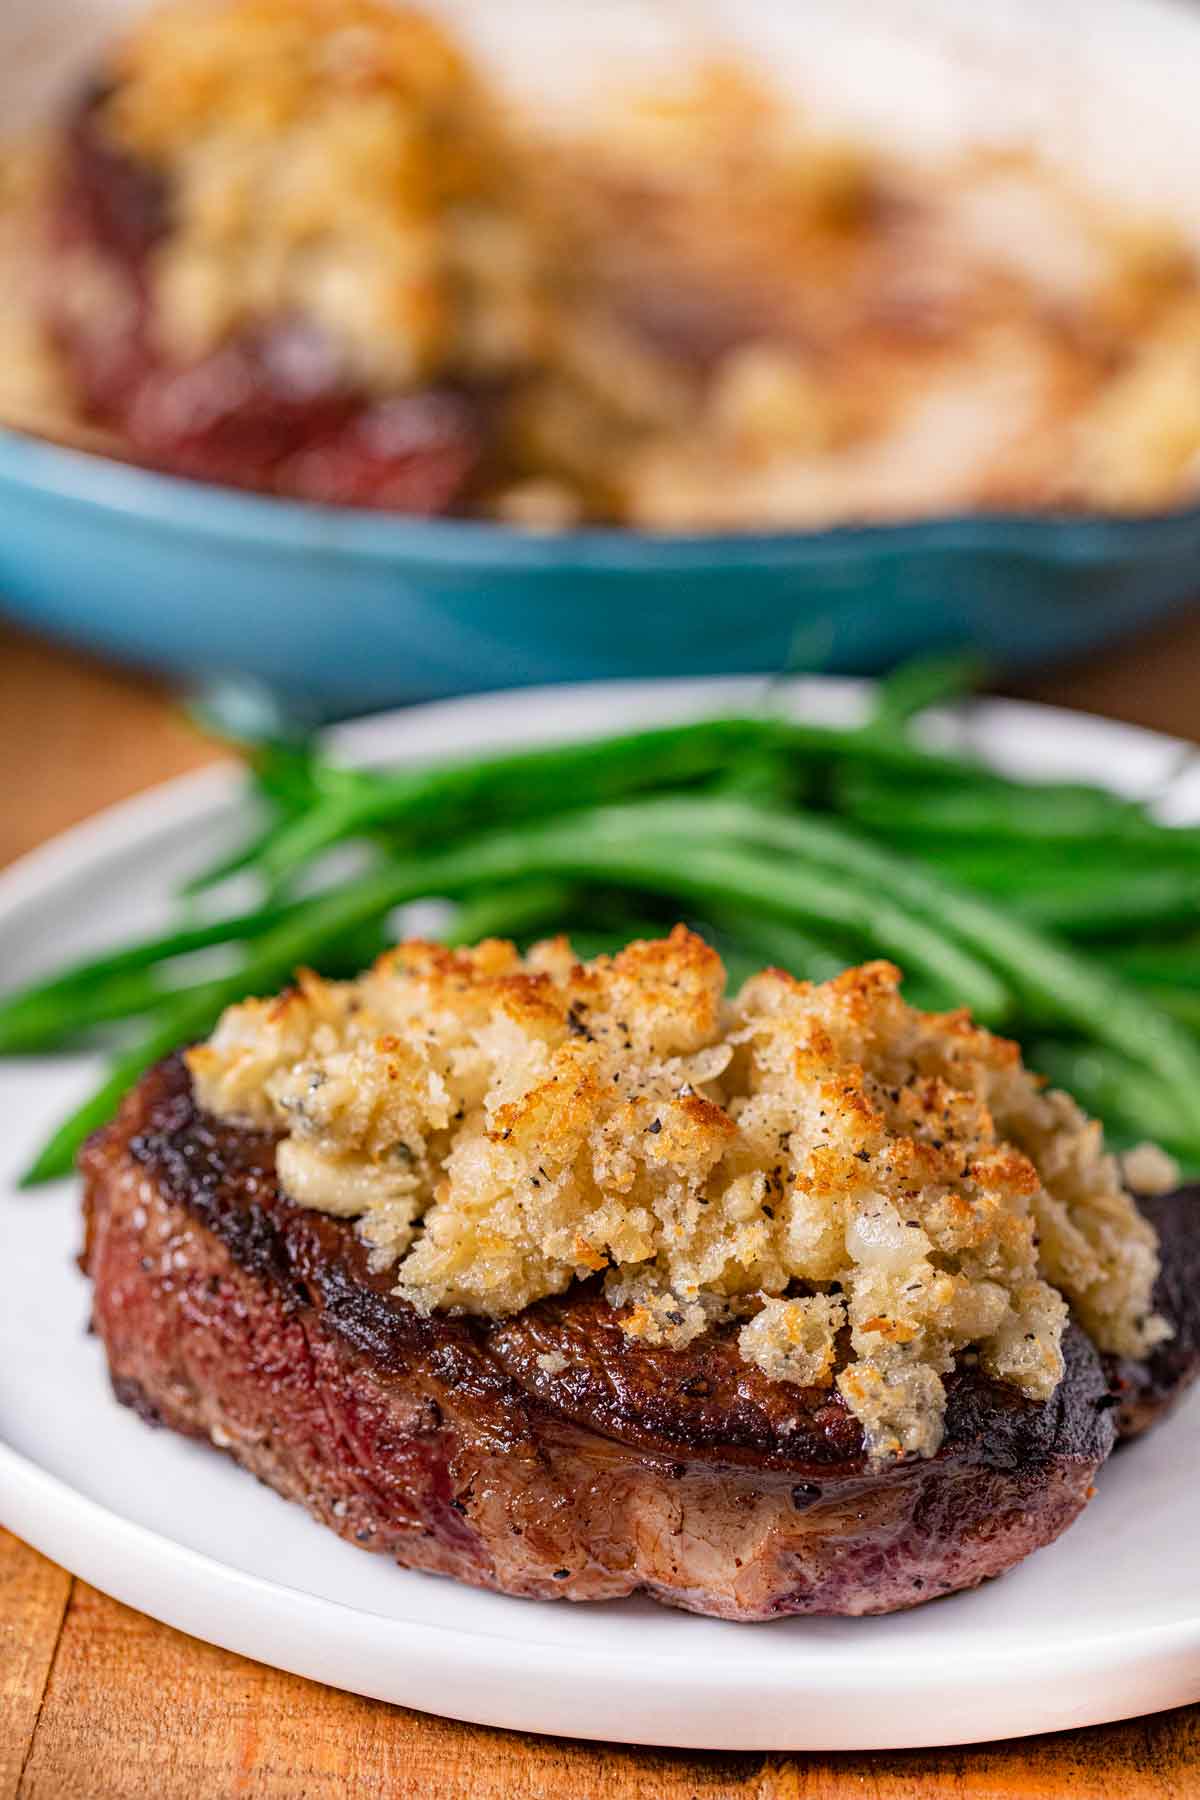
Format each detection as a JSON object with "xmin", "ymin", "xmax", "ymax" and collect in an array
[
  {"xmin": 22, "ymin": 0, "xmax": 1200, "ymax": 525},
  {"xmin": 95, "ymin": 0, "xmax": 547, "ymax": 389},
  {"xmin": 189, "ymin": 927, "xmax": 1167, "ymax": 1461}
]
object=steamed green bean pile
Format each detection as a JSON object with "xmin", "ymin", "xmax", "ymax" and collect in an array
[{"xmin": 7, "ymin": 657, "xmax": 1200, "ymax": 1184}]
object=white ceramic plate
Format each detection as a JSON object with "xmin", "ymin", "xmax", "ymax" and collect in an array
[{"xmin": 2, "ymin": 678, "xmax": 1199, "ymax": 1752}]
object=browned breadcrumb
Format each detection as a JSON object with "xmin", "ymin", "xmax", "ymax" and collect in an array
[
  {"xmin": 190, "ymin": 928, "xmax": 1168, "ymax": 1462},
  {"xmin": 96, "ymin": 0, "xmax": 547, "ymax": 389},
  {"xmin": 1121, "ymin": 1141, "xmax": 1180, "ymax": 1195}
]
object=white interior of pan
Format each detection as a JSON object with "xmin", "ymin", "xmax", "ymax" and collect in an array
[{"xmin": 5, "ymin": 0, "xmax": 1200, "ymax": 245}]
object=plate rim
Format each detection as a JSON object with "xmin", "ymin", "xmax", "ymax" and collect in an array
[{"xmin": 3, "ymin": 1433, "xmax": 1200, "ymax": 1753}]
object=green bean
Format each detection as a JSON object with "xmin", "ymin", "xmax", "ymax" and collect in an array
[
  {"xmin": 835, "ymin": 766, "xmax": 1183, "ymax": 847},
  {"xmin": 1113, "ymin": 984, "xmax": 1200, "ymax": 1034},
  {"xmin": 248, "ymin": 739, "xmax": 342, "ymax": 807},
  {"xmin": 0, "ymin": 898, "xmax": 309, "ymax": 1040},
  {"xmin": 905, "ymin": 841, "xmax": 1197, "ymax": 894},
  {"xmin": 180, "ymin": 812, "xmax": 308, "ymax": 897},
  {"xmin": 612, "ymin": 795, "xmax": 1200, "ymax": 1132},
  {"xmin": 869, "ymin": 650, "xmax": 985, "ymax": 729},
  {"xmin": 254, "ymin": 709, "xmax": 1093, "ymax": 889},
  {"xmin": 22, "ymin": 990, "xmax": 250, "ymax": 1186},
  {"xmin": 712, "ymin": 751, "xmax": 794, "ymax": 805},
  {"xmin": 1026, "ymin": 1039, "xmax": 1200, "ymax": 1165},
  {"xmin": 702, "ymin": 909, "xmax": 859, "ymax": 988},
  {"xmin": 903, "ymin": 849, "xmax": 1200, "ymax": 944},
  {"xmin": 1108, "ymin": 939, "xmax": 1200, "ymax": 987},
  {"xmin": 438, "ymin": 818, "xmax": 1011, "ymax": 1023},
  {"xmin": 905, "ymin": 851, "xmax": 1200, "ymax": 929},
  {"xmin": 442, "ymin": 881, "xmax": 577, "ymax": 947},
  {"xmin": 17, "ymin": 876, "xmax": 584, "ymax": 1181},
  {"xmin": 429, "ymin": 818, "xmax": 1008, "ymax": 1018},
  {"xmin": 545, "ymin": 887, "xmax": 680, "ymax": 940},
  {"xmin": 19, "ymin": 867, "xmax": 430, "ymax": 1184},
  {"xmin": 0, "ymin": 912, "xmax": 398, "ymax": 1056},
  {"xmin": 704, "ymin": 911, "xmax": 946, "ymax": 1008},
  {"xmin": 0, "ymin": 873, "xmax": 567, "ymax": 1059},
  {"xmin": 0, "ymin": 967, "xmax": 179, "ymax": 1053},
  {"xmin": 258, "ymin": 718, "xmax": 787, "ymax": 884},
  {"xmin": 1012, "ymin": 869, "xmax": 1200, "ymax": 939}
]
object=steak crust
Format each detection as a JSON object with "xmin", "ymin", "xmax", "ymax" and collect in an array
[
  {"xmin": 80, "ymin": 1054, "xmax": 1138, "ymax": 1620},
  {"xmin": 1104, "ymin": 1185, "xmax": 1200, "ymax": 1442}
]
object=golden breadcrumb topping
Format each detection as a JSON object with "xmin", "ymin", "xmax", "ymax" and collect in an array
[
  {"xmin": 97, "ymin": 0, "xmax": 547, "ymax": 387},
  {"xmin": 189, "ymin": 929, "xmax": 1168, "ymax": 1462}
]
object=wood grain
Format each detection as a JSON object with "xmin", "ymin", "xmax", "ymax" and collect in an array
[
  {"xmin": 1, "ymin": 613, "xmax": 1199, "ymax": 1796},
  {"xmin": 11, "ymin": 1582, "xmax": 1200, "ymax": 1799},
  {"xmin": 1007, "ymin": 607, "xmax": 1200, "ymax": 744},
  {"xmin": 0, "ymin": 625, "xmax": 216, "ymax": 869},
  {"xmin": 0, "ymin": 1531, "xmax": 71, "ymax": 1800}
]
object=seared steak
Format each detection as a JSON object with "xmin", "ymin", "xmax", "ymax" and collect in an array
[
  {"xmin": 47, "ymin": 86, "xmax": 483, "ymax": 512},
  {"xmin": 1104, "ymin": 1186, "xmax": 1200, "ymax": 1443},
  {"xmin": 79, "ymin": 1054, "xmax": 1193, "ymax": 1621}
]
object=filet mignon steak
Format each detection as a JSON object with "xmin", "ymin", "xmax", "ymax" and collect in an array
[{"xmin": 79, "ymin": 1053, "xmax": 1196, "ymax": 1620}]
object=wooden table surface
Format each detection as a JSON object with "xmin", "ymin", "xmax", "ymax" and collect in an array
[{"xmin": 2, "ymin": 615, "xmax": 1199, "ymax": 1799}]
